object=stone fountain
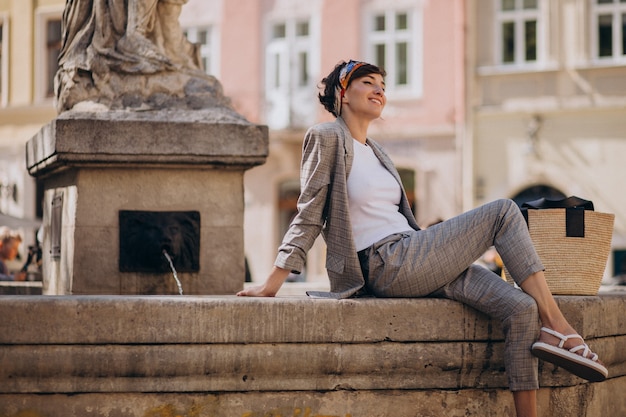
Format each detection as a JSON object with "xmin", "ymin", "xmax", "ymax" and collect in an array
[{"xmin": 25, "ymin": 0, "xmax": 267, "ymax": 295}]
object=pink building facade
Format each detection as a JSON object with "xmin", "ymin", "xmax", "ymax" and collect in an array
[{"xmin": 180, "ymin": 0, "xmax": 466, "ymax": 284}]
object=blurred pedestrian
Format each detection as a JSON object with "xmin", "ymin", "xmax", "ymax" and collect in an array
[{"xmin": 0, "ymin": 226, "xmax": 26, "ymax": 281}]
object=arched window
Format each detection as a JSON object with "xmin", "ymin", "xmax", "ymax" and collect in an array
[{"xmin": 511, "ymin": 184, "xmax": 566, "ymax": 207}]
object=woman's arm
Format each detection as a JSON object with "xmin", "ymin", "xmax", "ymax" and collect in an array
[
  {"xmin": 274, "ymin": 125, "xmax": 335, "ymax": 273},
  {"xmin": 238, "ymin": 124, "xmax": 338, "ymax": 297}
]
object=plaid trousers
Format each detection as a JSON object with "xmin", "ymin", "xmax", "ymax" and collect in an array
[{"xmin": 360, "ymin": 199, "xmax": 544, "ymax": 391}]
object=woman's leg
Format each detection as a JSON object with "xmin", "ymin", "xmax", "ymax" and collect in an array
[
  {"xmin": 365, "ymin": 198, "xmax": 603, "ymax": 402},
  {"xmin": 367, "ymin": 199, "xmax": 541, "ymax": 297},
  {"xmin": 513, "ymin": 390, "xmax": 537, "ymax": 417},
  {"xmin": 520, "ymin": 271, "xmax": 601, "ymax": 359},
  {"xmin": 488, "ymin": 201, "xmax": 606, "ymax": 366},
  {"xmin": 432, "ymin": 264, "xmax": 539, "ymax": 416},
  {"xmin": 431, "ymin": 265, "xmax": 540, "ymax": 393},
  {"xmin": 366, "ymin": 199, "xmax": 543, "ymax": 416}
]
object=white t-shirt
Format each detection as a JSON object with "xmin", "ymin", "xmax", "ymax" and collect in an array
[{"xmin": 347, "ymin": 139, "xmax": 412, "ymax": 251}]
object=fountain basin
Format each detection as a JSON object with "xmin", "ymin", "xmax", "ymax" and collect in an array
[{"xmin": 1, "ymin": 294, "xmax": 625, "ymax": 416}]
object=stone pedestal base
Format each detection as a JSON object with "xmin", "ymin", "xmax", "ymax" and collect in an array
[{"xmin": 26, "ymin": 109, "xmax": 267, "ymax": 295}]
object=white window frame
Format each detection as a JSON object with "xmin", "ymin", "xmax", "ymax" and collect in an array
[
  {"xmin": 494, "ymin": 0, "xmax": 547, "ymax": 68},
  {"xmin": 363, "ymin": 1, "xmax": 424, "ymax": 99},
  {"xmin": 590, "ymin": 0, "xmax": 626, "ymax": 63},
  {"xmin": 183, "ymin": 25, "xmax": 220, "ymax": 77},
  {"xmin": 34, "ymin": 7, "xmax": 63, "ymax": 103},
  {"xmin": 264, "ymin": 14, "xmax": 319, "ymax": 129},
  {"xmin": 0, "ymin": 13, "xmax": 9, "ymax": 107}
]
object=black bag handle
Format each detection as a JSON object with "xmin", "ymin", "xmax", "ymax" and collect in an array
[{"xmin": 520, "ymin": 196, "xmax": 593, "ymax": 238}]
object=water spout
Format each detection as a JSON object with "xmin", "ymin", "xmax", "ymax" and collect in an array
[{"xmin": 163, "ymin": 249, "xmax": 184, "ymax": 295}]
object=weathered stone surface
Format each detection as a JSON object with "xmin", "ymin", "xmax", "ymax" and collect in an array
[
  {"xmin": 1, "ymin": 381, "xmax": 626, "ymax": 417},
  {"xmin": 25, "ymin": 111, "xmax": 268, "ymax": 296},
  {"xmin": 0, "ymin": 295, "xmax": 624, "ymax": 416},
  {"xmin": 26, "ymin": 109, "xmax": 269, "ymax": 177},
  {"xmin": 2, "ymin": 295, "xmax": 624, "ymax": 345},
  {"xmin": 0, "ymin": 296, "xmax": 500, "ymax": 344}
]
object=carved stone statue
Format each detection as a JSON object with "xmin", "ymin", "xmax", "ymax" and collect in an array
[{"xmin": 55, "ymin": 0, "xmax": 230, "ymax": 112}]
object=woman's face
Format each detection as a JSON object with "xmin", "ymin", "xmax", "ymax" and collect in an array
[{"xmin": 342, "ymin": 73, "xmax": 386, "ymax": 119}]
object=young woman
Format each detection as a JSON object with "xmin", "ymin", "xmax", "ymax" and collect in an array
[{"xmin": 237, "ymin": 60, "xmax": 607, "ymax": 417}]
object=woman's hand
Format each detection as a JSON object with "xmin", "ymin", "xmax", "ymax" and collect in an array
[
  {"xmin": 236, "ymin": 283, "xmax": 276, "ymax": 297},
  {"xmin": 236, "ymin": 266, "xmax": 290, "ymax": 297}
]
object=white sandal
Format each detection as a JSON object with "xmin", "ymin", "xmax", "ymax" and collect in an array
[{"xmin": 531, "ymin": 327, "xmax": 608, "ymax": 382}]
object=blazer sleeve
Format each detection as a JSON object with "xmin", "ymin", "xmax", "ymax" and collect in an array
[{"xmin": 274, "ymin": 125, "xmax": 336, "ymax": 273}]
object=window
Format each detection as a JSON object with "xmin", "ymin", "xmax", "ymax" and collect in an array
[
  {"xmin": 265, "ymin": 18, "xmax": 316, "ymax": 129},
  {"xmin": 45, "ymin": 19, "xmax": 62, "ymax": 98},
  {"xmin": 366, "ymin": 7, "xmax": 422, "ymax": 96},
  {"xmin": 592, "ymin": 0, "xmax": 626, "ymax": 61},
  {"xmin": 495, "ymin": 0, "xmax": 542, "ymax": 66},
  {"xmin": 184, "ymin": 26, "xmax": 219, "ymax": 76},
  {"xmin": 35, "ymin": 10, "xmax": 63, "ymax": 101},
  {"xmin": 0, "ymin": 18, "xmax": 6, "ymax": 107},
  {"xmin": 397, "ymin": 168, "xmax": 416, "ymax": 214}
]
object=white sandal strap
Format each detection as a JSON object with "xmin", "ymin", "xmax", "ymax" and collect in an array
[
  {"xmin": 569, "ymin": 343, "xmax": 599, "ymax": 362},
  {"xmin": 540, "ymin": 327, "xmax": 580, "ymax": 348},
  {"xmin": 539, "ymin": 327, "xmax": 599, "ymax": 362}
]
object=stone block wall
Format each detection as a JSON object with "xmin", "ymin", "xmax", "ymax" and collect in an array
[{"xmin": 0, "ymin": 295, "xmax": 624, "ymax": 416}]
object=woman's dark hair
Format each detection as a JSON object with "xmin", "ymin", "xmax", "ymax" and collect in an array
[{"xmin": 318, "ymin": 60, "xmax": 386, "ymax": 117}]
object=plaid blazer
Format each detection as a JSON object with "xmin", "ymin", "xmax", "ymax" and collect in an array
[{"xmin": 275, "ymin": 117, "xmax": 420, "ymax": 298}]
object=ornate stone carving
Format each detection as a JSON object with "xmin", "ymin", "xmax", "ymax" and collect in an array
[{"xmin": 55, "ymin": 0, "xmax": 230, "ymax": 112}]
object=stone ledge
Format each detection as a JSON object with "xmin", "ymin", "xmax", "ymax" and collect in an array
[
  {"xmin": 2, "ymin": 341, "xmax": 511, "ymax": 393},
  {"xmin": 1, "ymin": 380, "xmax": 625, "ymax": 417},
  {"xmin": 26, "ymin": 109, "xmax": 269, "ymax": 177},
  {"xmin": 2, "ymin": 295, "xmax": 624, "ymax": 344},
  {"xmin": 0, "ymin": 295, "xmax": 624, "ymax": 416}
]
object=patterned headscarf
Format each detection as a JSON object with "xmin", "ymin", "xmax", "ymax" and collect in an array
[{"xmin": 335, "ymin": 60, "xmax": 367, "ymax": 115}]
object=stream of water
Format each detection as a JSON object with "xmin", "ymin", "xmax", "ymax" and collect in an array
[{"xmin": 163, "ymin": 249, "xmax": 184, "ymax": 295}]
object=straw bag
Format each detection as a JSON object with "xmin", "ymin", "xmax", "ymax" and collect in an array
[{"xmin": 505, "ymin": 196, "xmax": 614, "ymax": 295}]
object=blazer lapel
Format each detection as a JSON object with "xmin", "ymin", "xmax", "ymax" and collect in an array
[
  {"xmin": 367, "ymin": 139, "xmax": 421, "ymax": 231},
  {"xmin": 367, "ymin": 140, "xmax": 402, "ymax": 184},
  {"xmin": 336, "ymin": 117, "xmax": 354, "ymax": 177}
]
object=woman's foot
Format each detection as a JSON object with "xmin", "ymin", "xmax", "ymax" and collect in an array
[{"xmin": 532, "ymin": 327, "xmax": 608, "ymax": 382}]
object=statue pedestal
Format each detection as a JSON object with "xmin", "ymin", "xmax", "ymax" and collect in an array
[{"xmin": 26, "ymin": 108, "xmax": 268, "ymax": 295}]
